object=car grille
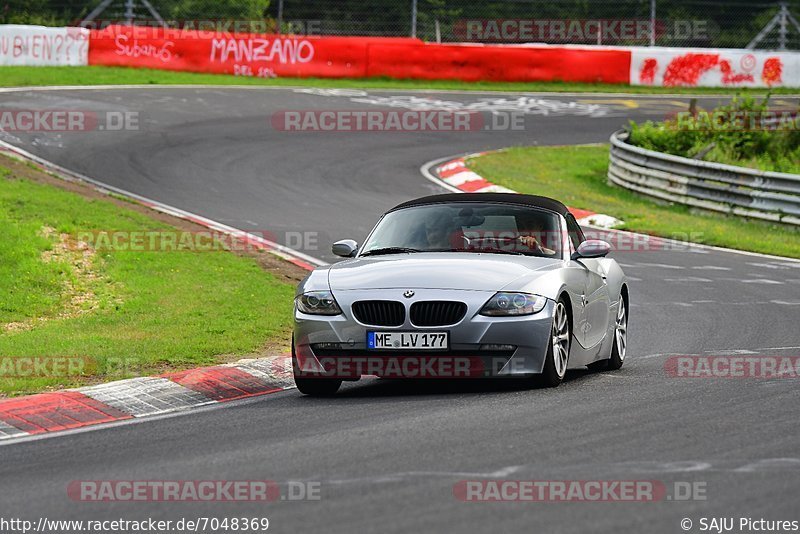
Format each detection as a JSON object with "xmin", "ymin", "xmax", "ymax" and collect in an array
[
  {"xmin": 351, "ymin": 300, "xmax": 405, "ymax": 327},
  {"xmin": 410, "ymin": 301, "xmax": 468, "ymax": 327}
]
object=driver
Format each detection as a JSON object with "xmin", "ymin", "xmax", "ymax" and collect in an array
[
  {"xmin": 517, "ymin": 220, "xmax": 557, "ymax": 255},
  {"xmin": 517, "ymin": 235, "xmax": 555, "ymax": 254},
  {"xmin": 410, "ymin": 211, "xmax": 456, "ymax": 250}
]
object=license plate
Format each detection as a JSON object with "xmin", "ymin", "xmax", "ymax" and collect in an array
[{"xmin": 367, "ymin": 331, "xmax": 449, "ymax": 350}]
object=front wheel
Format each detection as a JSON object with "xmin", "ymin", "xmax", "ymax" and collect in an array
[
  {"xmin": 537, "ymin": 298, "xmax": 571, "ymax": 387},
  {"xmin": 292, "ymin": 337, "xmax": 342, "ymax": 396},
  {"xmin": 294, "ymin": 376, "xmax": 342, "ymax": 396}
]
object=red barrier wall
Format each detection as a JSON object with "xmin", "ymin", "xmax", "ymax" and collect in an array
[
  {"xmin": 367, "ymin": 42, "xmax": 631, "ymax": 84},
  {"xmin": 89, "ymin": 25, "xmax": 631, "ymax": 84}
]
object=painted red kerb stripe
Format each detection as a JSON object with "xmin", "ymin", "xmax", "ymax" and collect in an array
[{"xmin": 0, "ymin": 391, "xmax": 132, "ymax": 434}]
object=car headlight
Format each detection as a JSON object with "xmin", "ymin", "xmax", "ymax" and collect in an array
[
  {"xmin": 480, "ymin": 292, "xmax": 547, "ymax": 316},
  {"xmin": 296, "ymin": 291, "xmax": 342, "ymax": 316}
]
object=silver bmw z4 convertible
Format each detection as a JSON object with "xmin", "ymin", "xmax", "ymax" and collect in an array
[{"xmin": 292, "ymin": 193, "xmax": 628, "ymax": 395}]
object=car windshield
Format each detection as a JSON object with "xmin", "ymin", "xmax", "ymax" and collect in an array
[{"xmin": 360, "ymin": 202, "xmax": 563, "ymax": 258}]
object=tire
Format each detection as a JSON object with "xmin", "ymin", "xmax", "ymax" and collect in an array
[
  {"xmin": 292, "ymin": 337, "xmax": 342, "ymax": 396},
  {"xmin": 607, "ymin": 295, "xmax": 628, "ymax": 371},
  {"xmin": 537, "ymin": 297, "xmax": 571, "ymax": 387},
  {"xmin": 587, "ymin": 358, "xmax": 609, "ymax": 372},
  {"xmin": 294, "ymin": 376, "xmax": 342, "ymax": 396}
]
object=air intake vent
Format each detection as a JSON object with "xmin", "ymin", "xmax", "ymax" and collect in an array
[
  {"xmin": 352, "ymin": 301, "xmax": 405, "ymax": 327},
  {"xmin": 410, "ymin": 301, "xmax": 467, "ymax": 327}
]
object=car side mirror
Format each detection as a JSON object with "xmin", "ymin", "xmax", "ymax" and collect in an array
[
  {"xmin": 332, "ymin": 239, "xmax": 359, "ymax": 258},
  {"xmin": 572, "ymin": 239, "xmax": 611, "ymax": 260}
]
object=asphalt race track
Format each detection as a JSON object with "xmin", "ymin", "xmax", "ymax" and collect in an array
[{"xmin": 1, "ymin": 87, "xmax": 799, "ymax": 533}]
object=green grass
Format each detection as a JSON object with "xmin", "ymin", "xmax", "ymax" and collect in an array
[
  {"xmin": 0, "ymin": 168, "xmax": 295, "ymax": 396},
  {"xmin": 469, "ymin": 145, "xmax": 800, "ymax": 258},
  {"xmin": 1, "ymin": 66, "xmax": 799, "ymax": 94}
]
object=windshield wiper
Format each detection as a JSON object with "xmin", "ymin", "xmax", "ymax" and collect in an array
[
  {"xmin": 429, "ymin": 248, "xmax": 532, "ymax": 256},
  {"xmin": 468, "ymin": 249, "xmax": 530, "ymax": 256},
  {"xmin": 360, "ymin": 247, "xmax": 421, "ymax": 257}
]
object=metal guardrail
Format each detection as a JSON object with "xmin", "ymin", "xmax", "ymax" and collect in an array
[{"xmin": 608, "ymin": 130, "xmax": 800, "ymax": 226}]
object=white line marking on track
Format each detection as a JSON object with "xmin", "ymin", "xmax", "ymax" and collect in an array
[
  {"xmin": 691, "ymin": 265, "xmax": 732, "ymax": 271},
  {"xmin": 641, "ymin": 346, "xmax": 800, "ymax": 359},
  {"xmin": 747, "ymin": 262, "xmax": 791, "ymax": 270},
  {"xmin": 641, "ymin": 352, "xmax": 679, "ymax": 359},
  {"xmin": 734, "ymin": 459, "xmax": 800, "ymax": 472},
  {"xmin": 704, "ymin": 349, "xmax": 759, "ymax": 355},
  {"xmin": 325, "ymin": 464, "xmax": 526, "ymax": 486},
  {"xmin": 636, "ymin": 263, "xmax": 686, "ymax": 269}
]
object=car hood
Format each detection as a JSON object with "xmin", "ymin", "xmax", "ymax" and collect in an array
[{"xmin": 327, "ymin": 253, "xmax": 560, "ymax": 291}]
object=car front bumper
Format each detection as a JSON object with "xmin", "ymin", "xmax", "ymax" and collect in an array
[{"xmin": 293, "ymin": 289, "xmax": 554, "ymax": 379}]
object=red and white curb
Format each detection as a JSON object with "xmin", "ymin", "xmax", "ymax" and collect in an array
[
  {"xmin": 432, "ymin": 154, "xmax": 623, "ymax": 229},
  {"xmin": 0, "ymin": 356, "xmax": 294, "ymax": 440}
]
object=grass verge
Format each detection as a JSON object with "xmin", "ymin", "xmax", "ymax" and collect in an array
[
  {"xmin": 1, "ymin": 66, "xmax": 798, "ymax": 94},
  {"xmin": 469, "ymin": 144, "xmax": 800, "ymax": 259},
  {"xmin": 0, "ymin": 155, "xmax": 299, "ymax": 396}
]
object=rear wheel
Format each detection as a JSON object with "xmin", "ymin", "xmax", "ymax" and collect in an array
[
  {"xmin": 538, "ymin": 298, "xmax": 570, "ymax": 387},
  {"xmin": 589, "ymin": 296, "xmax": 628, "ymax": 372},
  {"xmin": 607, "ymin": 296, "xmax": 627, "ymax": 370}
]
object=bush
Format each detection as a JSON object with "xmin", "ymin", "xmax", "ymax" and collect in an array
[{"xmin": 627, "ymin": 94, "xmax": 800, "ymax": 173}]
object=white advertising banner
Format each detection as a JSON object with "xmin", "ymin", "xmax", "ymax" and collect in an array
[
  {"xmin": 0, "ymin": 25, "xmax": 90, "ymax": 66},
  {"xmin": 630, "ymin": 46, "xmax": 800, "ymax": 88}
]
